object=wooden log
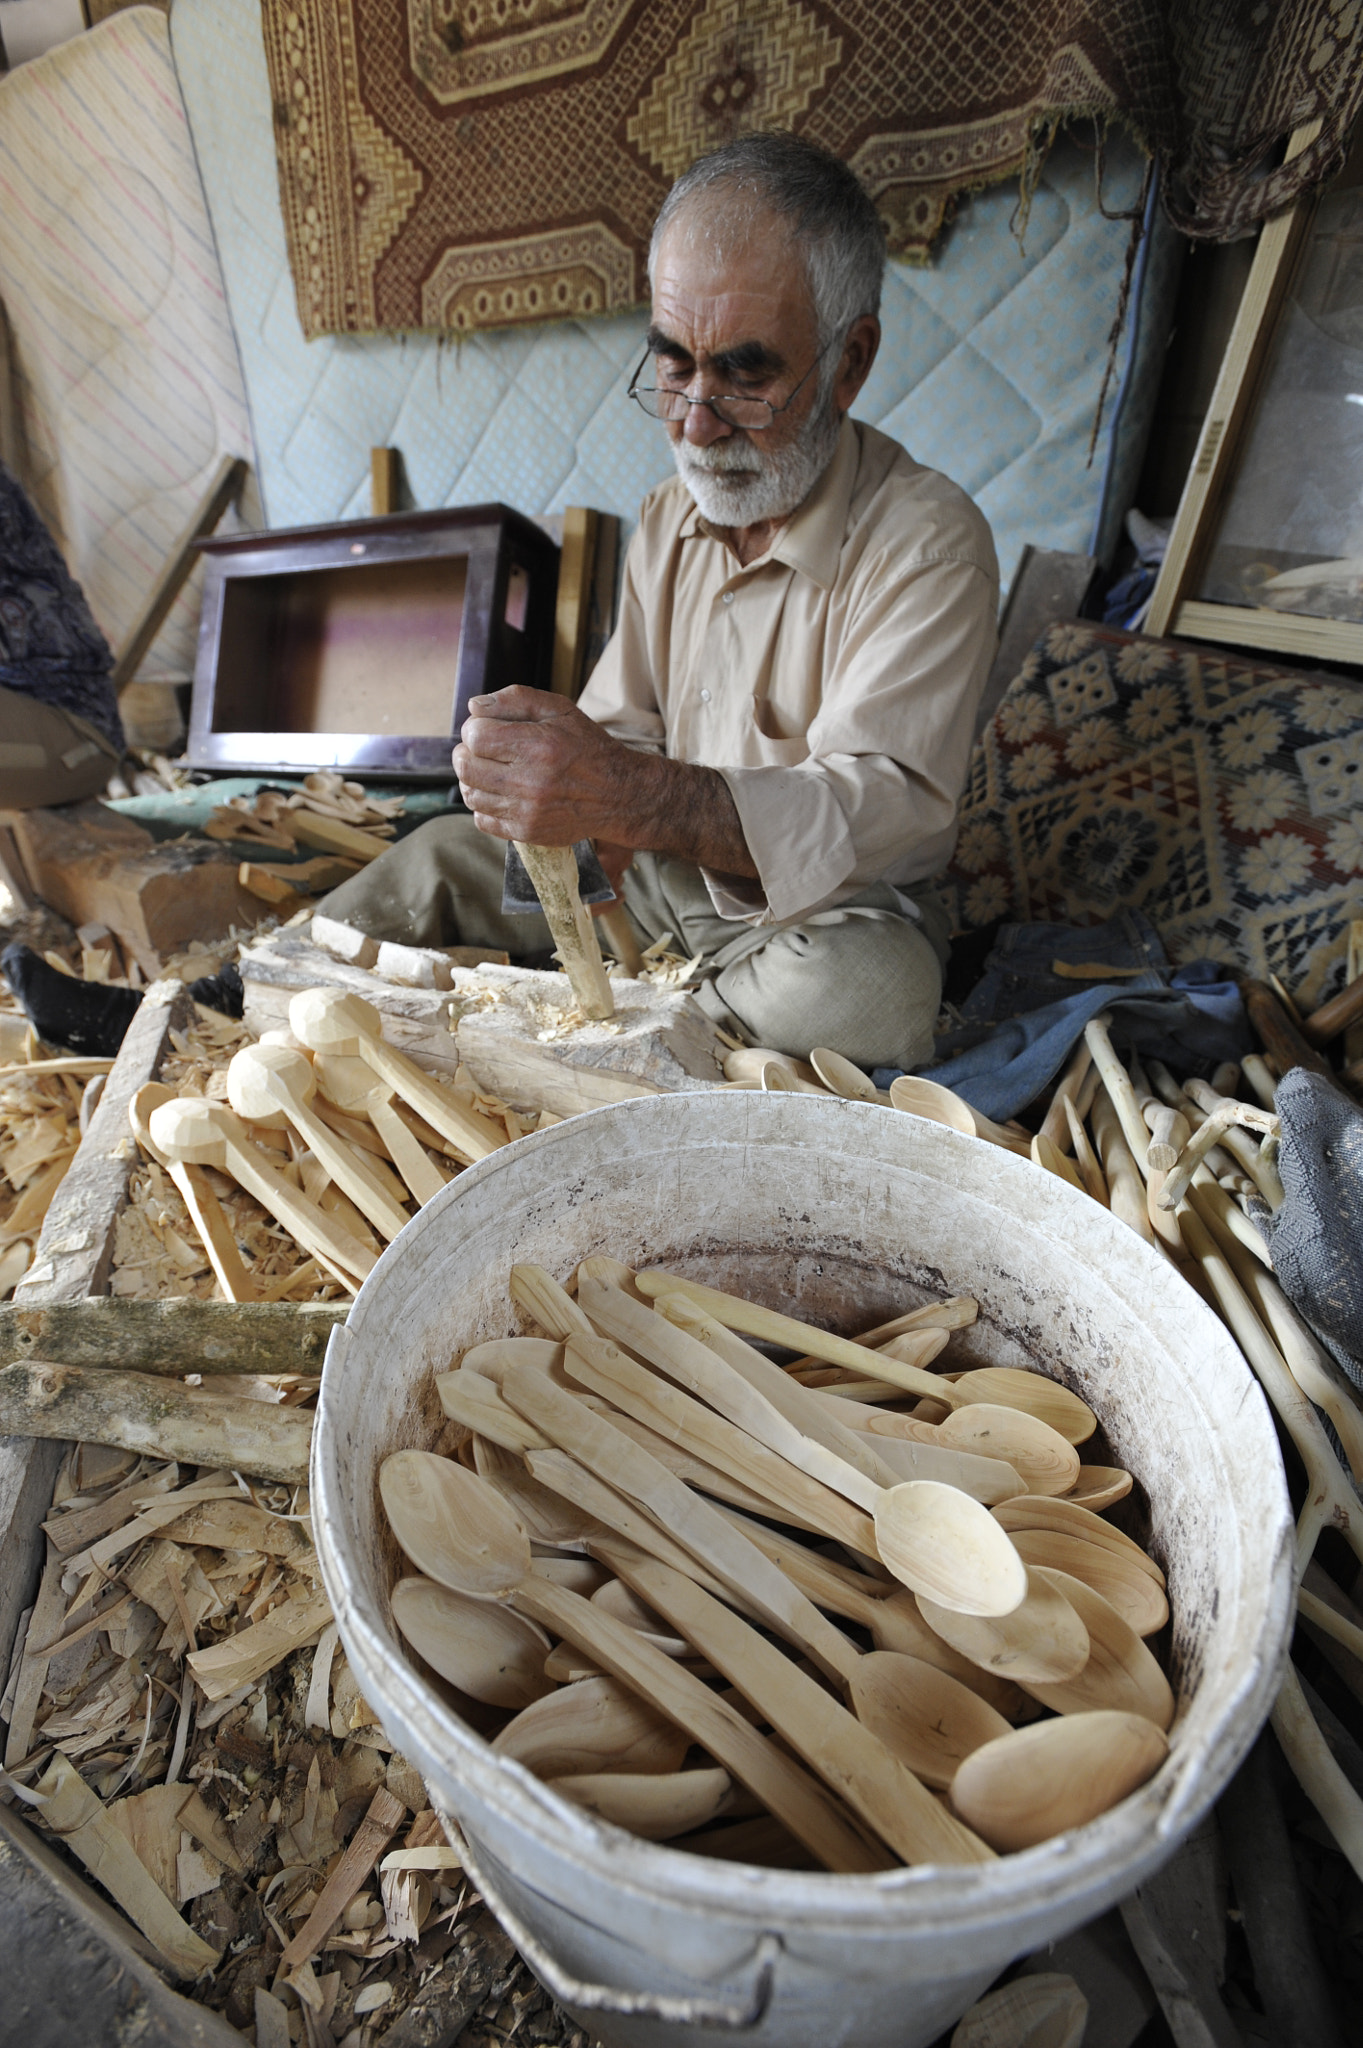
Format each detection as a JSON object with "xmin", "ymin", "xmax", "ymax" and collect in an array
[
  {"xmin": 1, "ymin": 983, "xmax": 189, "ymax": 1682},
  {"xmin": 0, "ymin": 1297, "xmax": 345, "ymax": 1373},
  {"xmin": 1301, "ymin": 971, "xmax": 1363, "ymax": 1048},
  {"xmin": 7, "ymin": 804, "xmax": 265, "ymax": 977},
  {"xmin": 0, "ymin": 1362, "xmax": 314, "ymax": 1486}
]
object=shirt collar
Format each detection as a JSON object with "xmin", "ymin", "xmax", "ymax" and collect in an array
[{"xmin": 677, "ymin": 415, "xmax": 859, "ymax": 591}]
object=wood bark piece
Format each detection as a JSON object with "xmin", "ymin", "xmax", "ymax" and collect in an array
[
  {"xmin": 27, "ymin": 1752, "xmax": 219, "ymax": 1978},
  {"xmin": 3, "ymin": 1542, "xmax": 65, "ymax": 1768},
  {"xmin": 1, "ymin": 983, "xmax": 189, "ymax": 1684},
  {"xmin": 279, "ymin": 1786, "xmax": 406, "ymax": 1971},
  {"xmin": 187, "ymin": 1587, "xmax": 333, "ymax": 1700},
  {"xmin": 0, "ymin": 1296, "xmax": 346, "ymax": 1373},
  {"xmin": 0, "ymin": 1361, "xmax": 314, "ymax": 1486},
  {"xmin": 513, "ymin": 842, "xmax": 614, "ymax": 1019},
  {"xmin": 6, "ymin": 804, "xmax": 265, "ymax": 974}
]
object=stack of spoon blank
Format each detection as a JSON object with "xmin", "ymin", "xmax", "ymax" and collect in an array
[
  {"xmin": 380, "ymin": 1259, "xmax": 1174, "ymax": 1871},
  {"xmin": 133, "ymin": 987, "xmax": 517, "ymax": 1303}
]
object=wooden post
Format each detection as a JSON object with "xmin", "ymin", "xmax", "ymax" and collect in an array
[
  {"xmin": 550, "ymin": 506, "xmax": 600, "ymax": 698},
  {"xmin": 370, "ymin": 446, "xmax": 402, "ymax": 517}
]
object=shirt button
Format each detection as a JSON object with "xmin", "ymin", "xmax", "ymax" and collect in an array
[
  {"xmin": 721, "ymin": 590, "xmax": 735, "ymax": 604},
  {"xmin": 700, "ymin": 689, "xmax": 711, "ymax": 702}
]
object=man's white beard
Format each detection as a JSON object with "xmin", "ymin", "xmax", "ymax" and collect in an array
[{"xmin": 672, "ymin": 401, "xmax": 842, "ymax": 530}]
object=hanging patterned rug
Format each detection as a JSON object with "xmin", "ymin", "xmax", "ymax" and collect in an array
[{"xmin": 257, "ymin": 1, "xmax": 1363, "ymax": 341}]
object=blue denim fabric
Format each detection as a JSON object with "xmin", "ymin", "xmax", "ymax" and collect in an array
[{"xmin": 873, "ymin": 912, "xmax": 1250, "ymax": 1122}]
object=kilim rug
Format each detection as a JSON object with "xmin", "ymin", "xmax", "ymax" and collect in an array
[
  {"xmin": 258, "ymin": 0, "xmax": 1363, "ymax": 340},
  {"xmin": 938, "ymin": 623, "xmax": 1363, "ymax": 1013}
]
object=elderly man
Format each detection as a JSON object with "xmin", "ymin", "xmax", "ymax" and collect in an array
[{"xmin": 321, "ymin": 132, "xmax": 998, "ymax": 1070}]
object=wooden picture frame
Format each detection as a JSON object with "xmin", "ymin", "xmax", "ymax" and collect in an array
[{"xmin": 1145, "ymin": 119, "xmax": 1363, "ymax": 666}]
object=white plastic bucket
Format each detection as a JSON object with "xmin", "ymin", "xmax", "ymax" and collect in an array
[{"xmin": 313, "ymin": 1093, "xmax": 1293, "ymax": 2048}]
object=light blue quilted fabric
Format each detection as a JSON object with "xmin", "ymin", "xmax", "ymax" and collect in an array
[{"xmin": 172, "ymin": 0, "xmax": 1178, "ymax": 593}]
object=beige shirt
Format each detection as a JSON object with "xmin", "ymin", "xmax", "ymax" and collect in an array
[{"xmin": 578, "ymin": 416, "xmax": 999, "ymax": 925}]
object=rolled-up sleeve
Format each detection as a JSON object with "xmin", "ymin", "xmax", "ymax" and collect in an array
[{"xmin": 710, "ymin": 552, "xmax": 997, "ymax": 923}]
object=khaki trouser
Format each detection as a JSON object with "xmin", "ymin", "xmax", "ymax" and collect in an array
[
  {"xmin": 317, "ymin": 813, "xmax": 947, "ymax": 1070},
  {"xmin": 0, "ymin": 683, "xmax": 120, "ymax": 809}
]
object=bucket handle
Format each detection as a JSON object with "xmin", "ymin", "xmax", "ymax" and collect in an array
[{"xmin": 450, "ymin": 1821, "xmax": 781, "ymax": 2029}]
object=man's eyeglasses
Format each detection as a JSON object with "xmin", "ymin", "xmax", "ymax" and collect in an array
[{"xmin": 626, "ymin": 341, "xmax": 831, "ymax": 430}]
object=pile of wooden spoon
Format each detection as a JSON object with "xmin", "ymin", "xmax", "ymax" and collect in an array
[{"xmin": 379, "ymin": 1262, "xmax": 1174, "ymax": 1871}]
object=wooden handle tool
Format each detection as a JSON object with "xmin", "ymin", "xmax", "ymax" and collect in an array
[{"xmin": 513, "ymin": 842, "xmax": 615, "ymax": 1020}]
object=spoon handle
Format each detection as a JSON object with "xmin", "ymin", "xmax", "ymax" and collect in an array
[
  {"xmin": 595, "ymin": 1538, "xmax": 994, "ymax": 1869},
  {"xmin": 501, "ymin": 1362, "xmax": 863, "ymax": 1686},
  {"xmin": 509, "ymin": 1575, "xmax": 886, "ymax": 1874},
  {"xmin": 359, "ymin": 1034, "xmax": 506, "ymax": 1163},
  {"xmin": 368, "ymin": 1094, "xmax": 450, "ymax": 1206},
  {"xmin": 287, "ymin": 1096, "xmax": 412, "ymax": 1241}
]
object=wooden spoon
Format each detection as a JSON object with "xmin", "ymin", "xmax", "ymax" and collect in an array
[
  {"xmin": 888, "ymin": 1075, "xmax": 1031, "ymax": 1154},
  {"xmin": 391, "ymin": 1574, "xmax": 554, "ymax": 1709},
  {"xmin": 631, "ymin": 1270, "xmax": 965, "ymax": 1407},
  {"xmin": 918, "ymin": 1568, "xmax": 1091, "ymax": 1684},
  {"xmin": 492, "ymin": 1674, "xmax": 689, "ymax": 1777},
  {"xmin": 1008, "ymin": 1531, "xmax": 1168, "ymax": 1637},
  {"xmin": 129, "ymin": 1082, "xmax": 258, "ymax": 1304},
  {"xmin": 951, "ymin": 1710, "xmax": 1169, "ymax": 1852},
  {"xmin": 148, "ymin": 1095, "xmax": 375, "ymax": 1289},
  {"xmin": 723, "ymin": 1047, "xmax": 825, "ymax": 1090},
  {"xmin": 849, "ymin": 1652, "xmax": 1012, "ymax": 1789},
  {"xmin": 591, "ymin": 1579, "xmax": 689, "ymax": 1657},
  {"xmin": 548, "ymin": 1767, "xmax": 733, "ymax": 1840},
  {"xmin": 227, "ymin": 1041, "xmax": 411, "ymax": 1241},
  {"xmin": 810, "ymin": 1048, "xmax": 891, "ymax": 1104},
  {"xmin": 290, "ymin": 987, "xmax": 506, "ymax": 1165},
  {"xmin": 934, "ymin": 1405, "xmax": 1081, "ymax": 1497},
  {"xmin": 1022, "ymin": 1569, "xmax": 1174, "ymax": 1728},
  {"xmin": 1070, "ymin": 1466, "xmax": 1134, "ymax": 1511},
  {"xmin": 949, "ymin": 1367, "xmax": 1097, "ymax": 1445},
  {"xmin": 313, "ymin": 1051, "xmax": 450, "ymax": 1207},
  {"xmin": 460, "ymin": 1337, "xmax": 564, "ymax": 1380},
  {"xmin": 379, "ymin": 1449, "xmax": 531, "ymax": 1597},
  {"xmin": 993, "ymin": 1496, "xmax": 1165, "ymax": 1585}
]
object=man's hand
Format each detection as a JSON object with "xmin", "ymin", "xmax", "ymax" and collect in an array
[{"xmin": 453, "ymin": 687, "xmax": 758, "ymax": 880}]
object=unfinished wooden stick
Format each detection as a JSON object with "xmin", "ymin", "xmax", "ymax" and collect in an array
[
  {"xmin": 0, "ymin": 1360, "xmax": 313, "ymax": 1485},
  {"xmin": 1038, "ymin": 1040, "xmax": 1093, "ymax": 1152},
  {"xmin": 129, "ymin": 1082, "xmax": 258, "ymax": 1304},
  {"xmin": 1176, "ymin": 1201, "xmax": 1363, "ymax": 1575},
  {"xmin": 1032, "ymin": 1132, "xmax": 1085, "ymax": 1192},
  {"xmin": 1271, "ymin": 1661, "xmax": 1363, "ymax": 1882},
  {"xmin": 1090, "ymin": 1092, "xmax": 1156, "ymax": 1246},
  {"xmin": 280, "ymin": 1787, "xmax": 407, "ymax": 1970},
  {"xmin": 1061, "ymin": 1095, "xmax": 1108, "ymax": 1205},
  {"xmin": 1142, "ymin": 1102, "xmax": 1190, "ymax": 1173},
  {"xmin": 1180, "ymin": 1078, "xmax": 1283, "ymax": 1208},
  {"xmin": 514, "ymin": 842, "xmax": 615, "ymax": 1020},
  {"xmin": 313, "ymin": 1053, "xmax": 450, "ymax": 1206},
  {"xmin": 1241, "ymin": 1052, "xmax": 1279, "ymax": 1111},
  {"xmin": 1083, "ymin": 1016, "xmax": 1151, "ymax": 1171}
]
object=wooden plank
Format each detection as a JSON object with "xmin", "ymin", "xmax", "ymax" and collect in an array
[
  {"xmin": 1169, "ymin": 599, "xmax": 1363, "ymax": 666},
  {"xmin": 0, "ymin": 1296, "xmax": 345, "ymax": 1373},
  {"xmin": 111, "ymin": 456, "xmax": 248, "ymax": 693},
  {"xmin": 0, "ymin": 983, "xmax": 190, "ymax": 1681},
  {"xmin": 550, "ymin": 506, "xmax": 599, "ymax": 698},
  {"xmin": 1146, "ymin": 121, "xmax": 1323, "ymax": 640}
]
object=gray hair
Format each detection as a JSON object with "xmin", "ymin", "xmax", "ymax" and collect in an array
[{"xmin": 648, "ymin": 131, "xmax": 886, "ymax": 354}]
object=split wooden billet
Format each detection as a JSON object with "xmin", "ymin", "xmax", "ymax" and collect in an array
[
  {"xmin": 0, "ymin": 1297, "xmax": 346, "ymax": 1373},
  {"xmin": 0, "ymin": 1360, "xmax": 314, "ymax": 1485}
]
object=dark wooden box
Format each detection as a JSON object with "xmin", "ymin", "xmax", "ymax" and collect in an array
[{"xmin": 186, "ymin": 504, "xmax": 559, "ymax": 777}]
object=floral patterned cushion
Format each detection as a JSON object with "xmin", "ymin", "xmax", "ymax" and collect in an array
[{"xmin": 938, "ymin": 621, "xmax": 1363, "ymax": 1010}]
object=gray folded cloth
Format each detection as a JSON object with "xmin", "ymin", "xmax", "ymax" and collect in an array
[{"xmin": 1264, "ymin": 1069, "xmax": 1363, "ymax": 1392}]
